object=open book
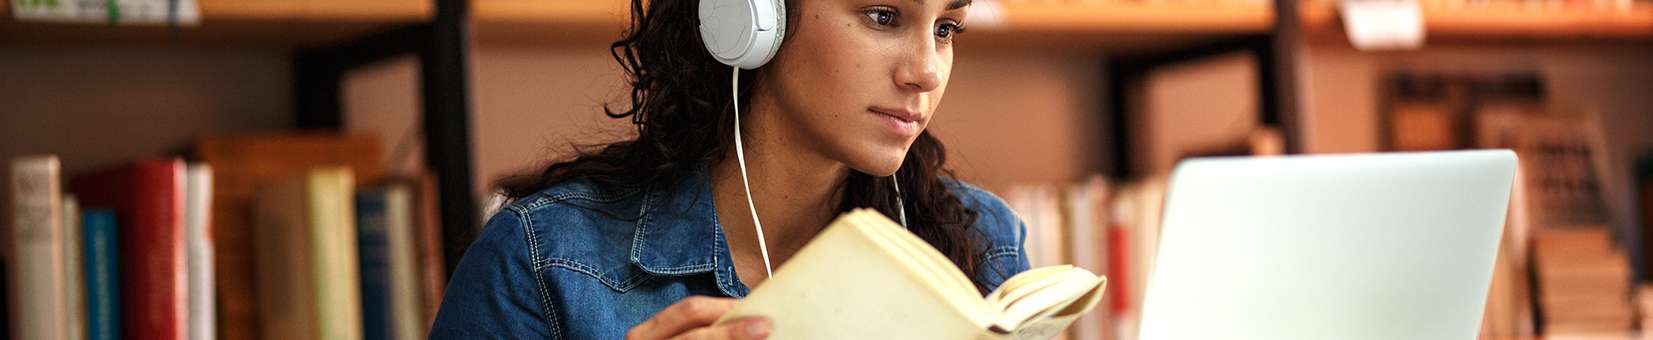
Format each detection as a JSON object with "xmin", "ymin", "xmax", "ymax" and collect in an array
[{"xmin": 717, "ymin": 209, "xmax": 1107, "ymax": 339}]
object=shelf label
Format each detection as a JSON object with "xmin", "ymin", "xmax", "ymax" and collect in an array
[
  {"xmin": 11, "ymin": 0, "xmax": 199, "ymax": 25},
  {"xmin": 1340, "ymin": 0, "xmax": 1426, "ymax": 51}
]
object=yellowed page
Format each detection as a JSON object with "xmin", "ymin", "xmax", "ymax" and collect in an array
[
  {"xmin": 988, "ymin": 265, "xmax": 1075, "ymax": 309},
  {"xmin": 719, "ymin": 210, "xmax": 989, "ymax": 338},
  {"xmin": 995, "ymin": 270, "xmax": 1104, "ymax": 330},
  {"xmin": 851, "ymin": 212, "xmax": 989, "ymax": 313}
]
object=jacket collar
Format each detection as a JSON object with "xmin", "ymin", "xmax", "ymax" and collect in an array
[{"xmin": 628, "ymin": 164, "xmax": 750, "ymax": 297}]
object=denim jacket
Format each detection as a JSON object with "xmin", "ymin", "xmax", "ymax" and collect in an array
[{"xmin": 429, "ymin": 165, "xmax": 1031, "ymax": 339}]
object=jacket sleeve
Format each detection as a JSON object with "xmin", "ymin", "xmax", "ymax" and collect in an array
[
  {"xmin": 430, "ymin": 208, "xmax": 560, "ymax": 339},
  {"xmin": 948, "ymin": 180, "xmax": 1033, "ymax": 294}
]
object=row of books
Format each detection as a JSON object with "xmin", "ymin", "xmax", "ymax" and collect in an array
[
  {"xmin": 1002, "ymin": 175, "xmax": 1169, "ymax": 340},
  {"xmin": 6, "ymin": 134, "xmax": 447, "ymax": 340},
  {"xmin": 1477, "ymin": 113, "xmax": 1634, "ymax": 339},
  {"xmin": 1385, "ymin": 71, "xmax": 1639, "ymax": 338}
]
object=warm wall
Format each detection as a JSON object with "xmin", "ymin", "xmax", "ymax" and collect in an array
[
  {"xmin": 1136, "ymin": 52, "xmax": 1260, "ymax": 176},
  {"xmin": 0, "ymin": 46, "xmax": 293, "ymax": 174}
]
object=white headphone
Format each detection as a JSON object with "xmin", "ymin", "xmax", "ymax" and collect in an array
[
  {"xmin": 698, "ymin": 0, "xmax": 786, "ymax": 69},
  {"xmin": 698, "ymin": 0, "xmax": 908, "ymax": 280}
]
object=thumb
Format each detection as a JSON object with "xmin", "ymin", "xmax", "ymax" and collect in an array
[{"xmin": 671, "ymin": 317, "xmax": 771, "ymax": 340}]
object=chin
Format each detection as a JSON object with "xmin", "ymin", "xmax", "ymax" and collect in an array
[{"xmin": 843, "ymin": 149, "xmax": 909, "ymax": 177}]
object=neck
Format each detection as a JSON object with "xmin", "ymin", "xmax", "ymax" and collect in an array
[{"xmin": 711, "ymin": 92, "xmax": 848, "ymax": 283}]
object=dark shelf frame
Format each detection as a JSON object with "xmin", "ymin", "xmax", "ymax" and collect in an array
[{"xmin": 293, "ymin": 0, "xmax": 477, "ymax": 278}]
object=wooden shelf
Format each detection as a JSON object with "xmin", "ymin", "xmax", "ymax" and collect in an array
[
  {"xmin": 201, "ymin": 0, "xmax": 430, "ymax": 22},
  {"xmin": 471, "ymin": 0, "xmax": 1275, "ymax": 50},
  {"xmin": 1303, "ymin": 0, "xmax": 1653, "ymax": 39},
  {"xmin": 0, "ymin": 0, "xmax": 431, "ymax": 47},
  {"xmin": 983, "ymin": 1, "xmax": 1273, "ymax": 34}
]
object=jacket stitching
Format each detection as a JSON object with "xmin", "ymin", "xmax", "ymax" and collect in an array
[{"xmin": 513, "ymin": 207, "xmax": 563, "ymax": 340}]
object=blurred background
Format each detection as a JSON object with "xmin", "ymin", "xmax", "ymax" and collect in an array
[{"xmin": 2, "ymin": 0, "xmax": 1651, "ymax": 339}]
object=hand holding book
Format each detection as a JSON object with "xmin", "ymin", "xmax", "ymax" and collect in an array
[
  {"xmin": 716, "ymin": 209, "xmax": 1107, "ymax": 340},
  {"xmin": 629, "ymin": 296, "xmax": 773, "ymax": 340}
]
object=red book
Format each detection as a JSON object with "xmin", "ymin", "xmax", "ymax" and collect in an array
[
  {"xmin": 1106, "ymin": 227, "xmax": 1130, "ymax": 316},
  {"xmin": 72, "ymin": 159, "xmax": 187, "ymax": 340}
]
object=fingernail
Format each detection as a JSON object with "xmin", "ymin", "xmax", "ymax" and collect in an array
[{"xmin": 744, "ymin": 318, "xmax": 772, "ymax": 339}]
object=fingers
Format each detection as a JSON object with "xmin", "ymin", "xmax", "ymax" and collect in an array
[
  {"xmin": 626, "ymin": 296, "xmax": 742, "ymax": 340},
  {"xmin": 668, "ymin": 317, "xmax": 771, "ymax": 340}
]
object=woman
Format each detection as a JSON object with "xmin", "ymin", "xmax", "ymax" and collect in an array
[{"xmin": 430, "ymin": 0, "xmax": 1029, "ymax": 338}]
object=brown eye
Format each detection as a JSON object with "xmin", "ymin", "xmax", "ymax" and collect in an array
[
  {"xmin": 864, "ymin": 8, "xmax": 897, "ymax": 26},
  {"xmin": 935, "ymin": 23, "xmax": 958, "ymax": 39},
  {"xmin": 935, "ymin": 22, "xmax": 966, "ymax": 42}
]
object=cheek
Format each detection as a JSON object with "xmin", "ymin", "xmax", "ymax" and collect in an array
[
  {"xmin": 928, "ymin": 61, "xmax": 955, "ymax": 111},
  {"xmin": 786, "ymin": 29, "xmax": 872, "ymax": 113}
]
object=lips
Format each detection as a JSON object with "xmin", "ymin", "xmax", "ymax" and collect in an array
[
  {"xmin": 868, "ymin": 107, "xmax": 922, "ymax": 123},
  {"xmin": 868, "ymin": 106, "xmax": 923, "ymax": 137}
]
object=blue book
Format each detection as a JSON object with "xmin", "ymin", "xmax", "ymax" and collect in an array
[
  {"xmin": 356, "ymin": 190, "xmax": 392, "ymax": 340},
  {"xmin": 82, "ymin": 210, "xmax": 119, "ymax": 340}
]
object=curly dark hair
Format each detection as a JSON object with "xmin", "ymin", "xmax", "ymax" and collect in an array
[{"xmin": 497, "ymin": 0, "xmax": 990, "ymax": 293}]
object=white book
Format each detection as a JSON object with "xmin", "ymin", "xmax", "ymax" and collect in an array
[
  {"xmin": 1005, "ymin": 187, "xmax": 1041, "ymax": 265},
  {"xmin": 1064, "ymin": 177, "xmax": 1111, "ymax": 340},
  {"xmin": 1035, "ymin": 186, "xmax": 1067, "ymax": 269},
  {"xmin": 63, "ymin": 195, "xmax": 86, "ymax": 340},
  {"xmin": 185, "ymin": 164, "xmax": 216, "ymax": 340},
  {"xmin": 10, "ymin": 155, "xmax": 68, "ymax": 340}
]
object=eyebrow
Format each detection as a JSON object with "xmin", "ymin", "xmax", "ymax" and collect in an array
[{"xmin": 911, "ymin": 0, "xmax": 973, "ymax": 10}]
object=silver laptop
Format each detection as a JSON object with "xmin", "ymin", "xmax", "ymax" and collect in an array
[{"xmin": 1138, "ymin": 150, "xmax": 1518, "ymax": 340}]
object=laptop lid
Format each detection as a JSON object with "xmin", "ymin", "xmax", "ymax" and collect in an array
[{"xmin": 1138, "ymin": 150, "xmax": 1517, "ymax": 340}]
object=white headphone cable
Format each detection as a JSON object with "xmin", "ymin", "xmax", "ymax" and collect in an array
[
  {"xmin": 731, "ymin": 66, "xmax": 775, "ymax": 279},
  {"xmin": 892, "ymin": 175, "xmax": 908, "ymax": 228},
  {"xmin": 729, "ymin": 65, "xmax": 913, "ymax": 281}
]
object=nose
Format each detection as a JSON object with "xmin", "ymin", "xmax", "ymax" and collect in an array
[{"xmin": 893, "ymin": 37, "xmax": 943, "ymax": 93}]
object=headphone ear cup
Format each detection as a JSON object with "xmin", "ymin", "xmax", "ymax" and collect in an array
[
  {"xmin": 698, "ymin": 0, "xmax": 785, "ymax": 69},
  {"xmin": 767, "ymin": 0, "xmax": 786, "ymax": 62}
]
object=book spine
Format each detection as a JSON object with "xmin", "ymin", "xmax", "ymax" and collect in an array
[
  {"xmin": 71, "ymin": 159, "xmax": 188, "ymax": 340},
  {"xmin": 384, "ymin": 186, "xmax": 423, "ymax": 340},
  {"xmin": 149, "ymin": 160, "xmax": 189, "ymax": 340},
  {"xmin": 63, "ymin": 196, "xmax": 86, "ymax": 340},
  {"xmin": 357, "ymin": 189, "xmax": 392, "ymax": 340},
  {"xmin": 82, "ymin": 210, "xmax": 121, "ymax": 340},
  {"xmin": 10, "ymin": 156, "xmax": 67, "ymax": 340},
  {"xmin": 310, "ymin": 168, "xmax": 363, "ymax": 340},
  {"xmin": 254, "ymin": 175, "xmax": 313, "ymax": 340},
  {"xmin": 185, "ymin": 164, "xmax": 216, "ymax": 340},
  {"xmin": 1106, "ymin": 228, "xmax": 1130, "ymax": 317}
]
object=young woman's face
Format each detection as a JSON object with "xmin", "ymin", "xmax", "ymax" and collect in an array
[{"xmin": 757, "ymin": 0, "xmax": 970, "ymax": 176}]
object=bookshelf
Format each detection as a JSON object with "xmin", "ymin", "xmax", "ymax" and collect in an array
[
  {"xmin": 470, "ymin": 0, "xmax": 1274, "ymax": 33},
  {"xmin": 0, "ymin": 0, "xmax": 433, "ymax": 46},
  {"xmin": 0, "ymin": 0, "xmax": 432, "ymax": 23},
  {"xmin": 1301, "ymin": 0, "xmax": 1653, "ymax": 39},
  {"xmin": 470, "ymin": 0, "xmax": 1277, "ymax": 50},
  {"xmin": 1, "ymin": 0, "xmax": 480, "ymax": 277},
  {"xmin": 985, "ymin": 1, "xmax": 1272, "ymax": 34}
]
